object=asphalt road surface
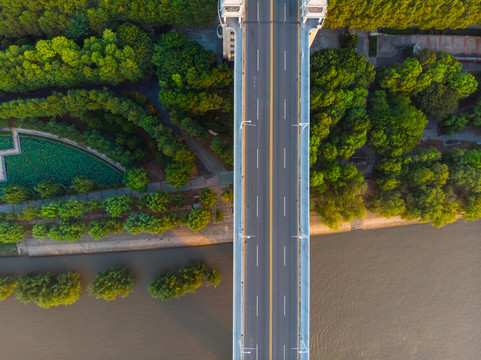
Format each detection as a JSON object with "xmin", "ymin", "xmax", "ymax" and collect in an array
[{"xmin": 242, "ymin": 0, "xmax": 300, "ymax": 358}]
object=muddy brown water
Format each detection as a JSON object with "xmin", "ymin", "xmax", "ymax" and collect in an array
[{"xmin": 1, "ymin": 220, "xmax": 481, "ymax": 359}]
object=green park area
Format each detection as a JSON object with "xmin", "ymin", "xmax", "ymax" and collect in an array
[{"xmin": 0, "ymin": 135, "xmax": 123, "ymax": 189}]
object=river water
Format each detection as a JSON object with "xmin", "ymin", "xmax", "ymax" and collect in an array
[{"xmin": 1, "ymin": 220, "xmax": 481, "ymax": 359}]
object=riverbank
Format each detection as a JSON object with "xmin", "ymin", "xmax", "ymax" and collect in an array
[{"xmin": 15, "ymin": 210, "xmax": 426, "ymax": 257}]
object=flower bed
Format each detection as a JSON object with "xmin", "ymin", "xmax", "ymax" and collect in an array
[{"xmin": 1, "ymin": 136, "xmax": 123, "ymax": 188}]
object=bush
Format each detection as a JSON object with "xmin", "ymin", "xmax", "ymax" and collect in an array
[
  {"xmin": 145, "ymin": 191, "xmax": 170, "ymax": 213},
  {"xmin": 0, "ymin": 222, "xmax": 26, "ymax": 243},
  {"xmin": 88, "ymin": 267, "xmax": 134, "ymax": 301},
  {"xmin": 187, "ymin": 208, "xmax": 211, "ymax": 232},
  {"xmin": 32, "ymin": 224, "xmax": 49, "ymax": 240},
  {"xmin": 34, "ymin": 180, "xmax": 64, "ymax": 199},
  {"xmin": 105, "ymin": 195, "xmax": 133, "ymax": 218},
  {"xmin": 0, "ymin": 276, "xmax": 16, "ymax": 300},
  {"xmin": 369, "ymin": 36, "xmax": 378, "ymax": 56},
  {"xmin": 199, "ymin": 189, "xmax": 217, "ymax": 209},
  {"xmin": 72, "ymin": 176, "xmax": 96, "ymax": 194},
  {"xmin": 174, "ymin": 193, "xmax": 187, "ymax": 208},
  {"xmin": 40, "ymin": 201, "xmax": 60, "ymax": 220},
  {"xmin": 221, "ymin": 188, "xmax": 233, "ymax": 203},
  {"xmin": 206, "ymin": 267, "xmax": 222, "ymax": 288},
  {"xmin": 15, "ymin": 272, "xmax": 81, "ymax": 309},
  {"xmin": 1, "ymin": 184, "xmax": 31, "ymax": 205},
  {"xmin": 340, "ymin": 32, "xmax": 359, "ymax": 50},
  {"xmin": 48, "ymin": 219, "xmax": 86, "ymax": 242},
  {"xmin": 123, "ymin": 168, "xmax": 149, "ymax": 193},
  {"xmin": 88, "ymin": 218, "xmax": 123, "ymax": 240},
  {"xmin": 57, "ymin": 198, "xmax": 86, "ymax": 218},
  {"xmin": 148, "ymin": 263, "xmax": 216, "ymax": 301},
  {"xmin": 18, "ymin": 205, "xmax": 41, "ymax": 221},
  {"xmin": 86, "ymin": 199, "xmax": 105, "ymax": 212},
  {"xmin": 214, "ymin": 209, "xmax": 224, "ymax": 223}
]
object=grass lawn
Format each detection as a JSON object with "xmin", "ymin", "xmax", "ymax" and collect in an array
[{"xmin": 1, "ymin": 136, "xmax": 123, "ymax": 188}]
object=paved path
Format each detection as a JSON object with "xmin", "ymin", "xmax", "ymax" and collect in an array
[{"xmin": 422, "ymin": 120, "xmax": 481, "ymax": 145}]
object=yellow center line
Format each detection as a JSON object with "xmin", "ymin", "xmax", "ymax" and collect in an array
[{"xmin": 269, "ymin": 0, "xmax": 274, "ymax": 357}]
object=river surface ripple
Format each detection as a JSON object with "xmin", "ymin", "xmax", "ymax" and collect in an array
[{"xmin": 1, "ymin": 220, "xmax": 481, "ymax": 359}]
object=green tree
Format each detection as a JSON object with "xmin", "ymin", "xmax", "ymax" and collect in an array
[
  {"xmin": 88, "ymin": 267, "xmax": 134, "ymax": 301},
  {"xmin": 0, "ymin": 276, "xmax": 16, "ymax": 300},
  {"xmin": 105, "ymin": 194, "xmax": 133, "ymax": 218},
  {"xmin": 0, "ymin": 222, "xmax": 25, "ymax": 243},
  {"xmin": 187, "ymin": 208, "xmax": 211, "ymax": 232},
  {"xmin": 57, "ymin": 198, "xmax": 85, "ymax": 218},
  {"xmin": 414, "ymin": 82, "xmax": 459, "ymax": 120},
  {"xmin": 18, "ymin": 205, "xmax": 41, "ymax": 221},
  {"xmin": 88, "ymin": 218, "xmax": 123, "ymax": 240},
  {"xmin": 48, "ymin": 219, "xmax": 86, "ymax": 242},
  {"xmin": 148, "ymin": 263, "xmax": 213, "ymax": 301},
  {"xmin": 214, "ymin": 209, "xmax": 224, "ymax": 223},
  {"xmin": 40, "ymin": 201, "xmax": 60, "ymax": 220},
  {"xmin": 199, "ymin": 189, "xmax": 217, "ymax": 209},
  {"xmin": 368, "ymin": 91, "xmax": 427, "ymax": 157},
  {"xmin": 206, "ymin": 267, "xmax": 222, "ymax": 288},
  {"xmin": 1, "ymin": 184, "xmax": 31, "ymax": 205},
  {"xmin": 15, "ymin": 272, "xmax": 81, "ymax": 309},
  {"xmin": 123, "ymin": 168, "xmax": 149, "ymax": 193},
  {"xmin": 32, "ymin": 224, "xmax": 49, "ymax": 240},
  {"xmin": 221, "ymin": 188, "xmax": 233, "ymax": 203},
  {"xmin": 72, "ymin": 176, "xmax": 96, "ymax": 194},
  {"xmin": 34, "ymin": 180, "xmax": 64, "ymax": 199},
  {"xmin": 145, "ymin": 192, "xmax": 170, "ymax": 213},
  {"xmin": 65, "ymin": 13, "xmax": 92, "ymax": 42}
]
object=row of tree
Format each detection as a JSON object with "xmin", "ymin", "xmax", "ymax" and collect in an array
[
  {"xmin": 0, "ymin": 89, "xmax": 196, "ymax": 187},
  {"xmin": 0, "ymin": 263, "xmax": 221, "ymax": 308},
  {"xmin": 325, "ymin": 0, "xmax": 481, "ymax": 30},
  {"xmin": 0, "ymin": 0, "xmax": 217, "ymax": 39},
  {"xmin": 0, "ymin": 24, "xmax": 152, "ymax": 92}
]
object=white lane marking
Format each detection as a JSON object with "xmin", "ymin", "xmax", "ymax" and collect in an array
[
  {"xmin": 257, "ymin": 98, "xmax": 259, "ymax": 120},
  {"xmin": 283, "ymin": 98, "xmax": 286, "ymax": 119},
  {"xmin": 283, "ymin": 344, "xmax": 286, "ymax": 360},
  {"xmin": 256, "ymin": 148, "xmax": 259, "ymax": 169},
  {"xmin": 257, "ymin": 49, "xmax": 259, "ymax": 71},
  {"xmin": 284, "ymin": 3, "xmax": 287, "ymax": 22},
  {"xmin": 256, "ymin": 195, "xmax": 259, "ymax": 217},
  {"xmin": 256, "ymin": 344, "xmax": 259, "ymax": 360},
  {"xmin": 257, "ymin": 2, "xmax": 260, "ymax": 22},
  {"xmin": 284, "ymin": 245, "xmax": 286, "ymax": 267},
  {"xmin": 256, "ymin": 295, "xmax": 259, "ymax": 316},
  {"xmin": 283, "ymin": 148, "xmax": 286, "ymax": 168},
  {"xmin": 283, "ymin": 295, "xmax": 286, "ymax": 316},
  {"xmin": 284, "ymin": 50, "xmax": 286, "ymax": 71},
  {"xmin": 256, "ymin": 245, "xmax": 259, "ymax": 267},
  {"xmin": 283, "ymin": 196, "xmax": 286, "ymax": 217}
]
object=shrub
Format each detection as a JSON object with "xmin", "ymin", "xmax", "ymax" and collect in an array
[
  {"xmin": 340, "ymin": 32, "xmax": 359, "ymax": 50},
  {"xmin": 57, "ymin": 198, "xmax": 86, "ymax": 218},
  {"xmin": 187, "ymin": 208, "xmax": 211, "ymax": 232},
  {"xmin": 123, "ymin": 168, "xmax": 149, "ymax": 193},
  {"xmin": 199, "ymin": 189, "xmax": 217, "ymax": 209},
  {"xmin": 15, "ymin": 272, "xmax": 81, "ymax": 309},
  {"xmin": 1, "ymin": 184, "xmax": 31, "ymax": 205},
  {"xmin": 369, "ymin": 36, "xmax": 378, "ymax": 56},
  {"xmin": 86, "ymin": 199, "xmax": 105, "ymax": 212},
  {"xmin": 105, "ymin": 195, "xmax": 133, "ymax": 218},
  {"xmin": 32, "ymin": 224, "xmax": 49, "ymax": 240},
  {"xmin": 0, "ymin": 276, "xmax": 16, "ymax": 300},
  {"xmin": 88, "ymin": 267, "xmax": 134, "ymax": 301},
  {"xmin": 148, "ymin": 263, "xmax": 214, "ymax": 301},
  {"xmin": 18, "ymin": 205, "xmax": 41, "ymax": 221},
  {"xmin": 206, "ymin": 267, "xmax": 222, "ymax": 288},
  {"xmin": 40, "ymin": 201, "xmax": 60, "ymax": 220},
  {"xmin": 214, "ymin": 209, "xmax": 224, "ymax": 223},
  {"xmin": 34, "ymin": 180, "xmax": 64, "ymax": 199},
  {"xmin": 0, "ymin": 222, "xmax": 26, "ymax": 243},
  {"xmin": 146, "ymin": 191, "xmax": 170, "ymax": 213},
  {"xmin": 174, "ymin": 193, "xmax": 187, "ymax": 208},
  {"xmin": 48, "ymin": 219, "xmax": 86, "ymax": 242},
  {"xmin": 72, "ymin": 176, "xmax": 96, "ymax": 194},
  {"xmin": 221, "ymin": 188, "xmax": 233, "ymax": 203},
  {"xmin": 88, "ymin": 218, "xmax": 123, "ymax": 240},
  {"xmin": 124, "ymin": 213, "xmax": 157, "ymax": 235}
]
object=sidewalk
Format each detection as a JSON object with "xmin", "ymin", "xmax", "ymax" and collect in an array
[{"xmin": 17, "ymin": 208, "xmax": 427, "ymax": 257}]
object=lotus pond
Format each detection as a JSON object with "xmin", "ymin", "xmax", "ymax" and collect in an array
[{"xmin": 0, "ymin": 135, "xmax": 123, "ymax": 188}]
